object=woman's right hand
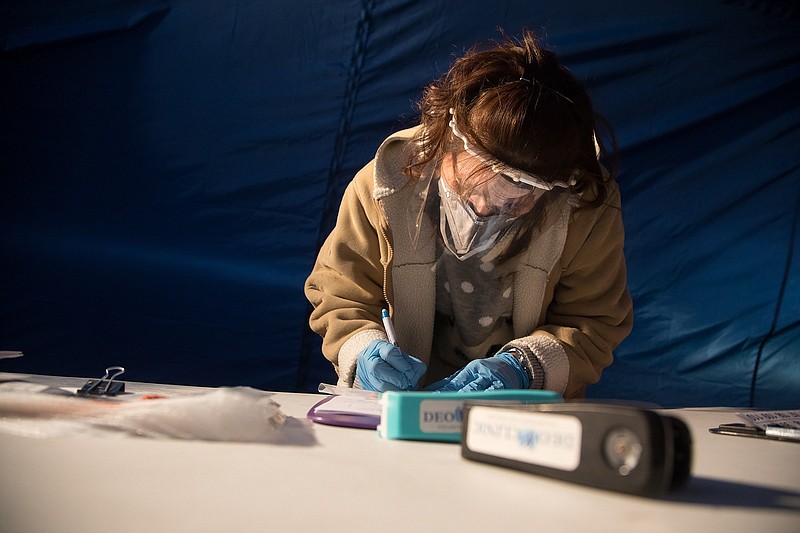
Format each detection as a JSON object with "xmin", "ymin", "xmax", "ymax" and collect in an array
[{"xmin": 355, "ymin": 339, "xmax": 426, "ymax": 392}]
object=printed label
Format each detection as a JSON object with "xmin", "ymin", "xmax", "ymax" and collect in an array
[
  {"xmin": 465, "ymin": 407, "xmax": 582, "ymax": 471},
  {"xmin": 419, "ymin": 400, "xmax": 464, "ymax": 433}
]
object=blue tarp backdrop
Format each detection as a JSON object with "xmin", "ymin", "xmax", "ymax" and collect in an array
[{"xmin": 1, "ymin": 1, "xmax": 798, "ymax": 408}]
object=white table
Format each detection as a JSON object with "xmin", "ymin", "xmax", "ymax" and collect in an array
[{"xmin": 1, "ymin": 375, "xmax": 798, "ymax": 533}]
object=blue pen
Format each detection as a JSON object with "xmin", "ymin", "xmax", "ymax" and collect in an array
[{"xmin": 381, "ymin": 309, "xmax": 398, "ymax": 346}]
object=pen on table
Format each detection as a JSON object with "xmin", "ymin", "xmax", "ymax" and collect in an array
[
  {"xmin": 382, "ymin": 309, "xmax": 398, "ymax": 346},
  {"xmin": 765, "ymin": 426, "xmax": 800, "ymax": 441}
]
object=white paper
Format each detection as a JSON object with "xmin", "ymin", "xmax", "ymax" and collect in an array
[
  {"xmin": 314, "ymin": 395, "xmax": 382, "ymax": 416},
  {"xmin": 736, "ymin": 410, "xmax": 800, "ymax": 429}
]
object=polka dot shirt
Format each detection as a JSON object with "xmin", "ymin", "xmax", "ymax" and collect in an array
[{"xmin": 434, "ymin": 237, "xmax": 523, "ymax": 369}]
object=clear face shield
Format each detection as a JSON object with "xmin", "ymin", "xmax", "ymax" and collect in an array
[
  {"xmin": 408, "ymin": 110, "xmax": 576, "ymax": 261},
  {"xmin": 437, "ymin": 155, "xmax": 531, "ymax": 259}
]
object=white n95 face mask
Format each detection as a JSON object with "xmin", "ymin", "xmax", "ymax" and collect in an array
[{"xmin": 438, "ymin": 178, "xmax": 517, "ymax": 260}]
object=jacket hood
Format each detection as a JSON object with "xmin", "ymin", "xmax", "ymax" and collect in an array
[{"xmin": 372, "ymin": 126, "xmax": 422, "ymax": 200}]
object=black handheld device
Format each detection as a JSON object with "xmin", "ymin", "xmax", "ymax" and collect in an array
[{"xmin": 461, "ymin": 402, "xmax": 692, "ymax": 497}]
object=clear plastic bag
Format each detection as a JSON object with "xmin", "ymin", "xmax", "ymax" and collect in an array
[
  {"xmin": 0, "ymin": 386, "xmax": 286, "ymax": 443},
  {"xmin": 97, "ymin": 387, "xmax": 286, "ymax": 442}
]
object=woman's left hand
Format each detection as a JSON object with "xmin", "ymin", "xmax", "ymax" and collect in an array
[{"xmin": 426, "ymin": 352, "xmax": 530, "ymax": 392}]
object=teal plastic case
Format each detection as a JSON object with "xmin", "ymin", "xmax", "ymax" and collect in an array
[{"xmin": 377, "ymin": 389, "xmax": 563, "ymax": 442}]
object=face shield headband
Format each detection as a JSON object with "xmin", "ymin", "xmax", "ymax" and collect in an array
[{"xmin": 448, "ymin": 109, "xmax": 577, "ymax": 191}]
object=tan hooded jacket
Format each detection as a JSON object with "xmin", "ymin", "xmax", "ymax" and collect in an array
[{"xmin": 305, "ymin": 127, "xmax": 633, "ymax": 399}]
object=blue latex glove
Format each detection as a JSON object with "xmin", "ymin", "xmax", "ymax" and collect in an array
[
  {"xmin": 356, "ymin": 339, "xmax": 427, "ymax": 392},
  {"xmin": 427, "ymin": 352, "xmax": 530, "ymax": 392}
]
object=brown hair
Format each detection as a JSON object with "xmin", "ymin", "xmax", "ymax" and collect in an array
[{"xmin": 406, "ymin": 30, "xmax": 617, "ymax": 208}]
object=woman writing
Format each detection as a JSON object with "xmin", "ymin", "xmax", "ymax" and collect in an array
[{"xmin": 305, "ymin": 30, "xmax": 633, "ymax": 398}]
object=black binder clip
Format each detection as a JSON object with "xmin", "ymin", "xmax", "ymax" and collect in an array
[{"xmin": 77, "ymin": 366, "xmax": 126, "ymax": 396}]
